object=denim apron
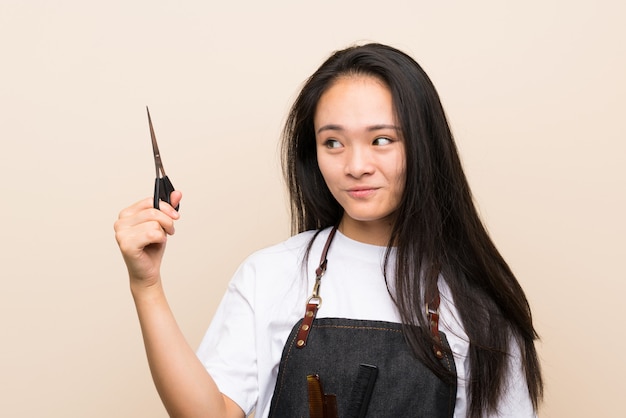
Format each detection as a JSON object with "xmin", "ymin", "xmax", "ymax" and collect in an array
[{"xmin": 268, "ymin": 228, "xmax": 457, "ymax": 418}]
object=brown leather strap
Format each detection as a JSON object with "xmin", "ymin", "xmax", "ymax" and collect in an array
[
  {"xmin": 296, "ymin": 227, "xmax": 338, "ymax": 349},
  {"xmin": 315, "ymin": 226, "xmax": 338, "ymax": 278},
  {"xmin": 427, "ymin": 293, "xmax": 444, "ymax": 359},
  {"xmin": 296, "ymin": 303, "xmax": 319, "ymax": 348}
]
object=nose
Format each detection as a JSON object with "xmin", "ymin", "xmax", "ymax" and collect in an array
[{"xmin": 344, "ymin": 145, "xmax": 374, "ymax": 178}]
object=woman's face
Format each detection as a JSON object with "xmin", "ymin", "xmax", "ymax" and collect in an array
[{"xmin": 314, "ymin": 75, "xmax": 405, "ymax": 243}]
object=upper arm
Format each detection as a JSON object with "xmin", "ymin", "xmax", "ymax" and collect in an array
[
  {"xmin": 488, "ymin": 341, "xmax": 536, "ymax": 417},
  {"xmin": 223, "ymin": 394, "xmax": 246, "ymax": 418},
  {"xmin": 197, "ymin": 262, "xmax": 259, "ymax": 415}
]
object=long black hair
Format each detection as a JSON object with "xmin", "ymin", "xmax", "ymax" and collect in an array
[{"xmin": 281, "ymin": 43, "xmax": 543, "ymax": 417}]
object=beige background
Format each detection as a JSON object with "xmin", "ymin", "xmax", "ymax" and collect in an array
[{"xmin": 1, "ymin": 1, "xmax": 624, "ymax": 417}]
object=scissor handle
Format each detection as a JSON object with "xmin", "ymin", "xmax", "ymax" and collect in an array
[{"xmin": 153, "ymin": 175, "xmax": 179, "ymax": 211}]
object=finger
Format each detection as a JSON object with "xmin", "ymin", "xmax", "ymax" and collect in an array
[
  {"xmin": 140, "ymin": 209, "xmax": 177, "ymax": 235},
  {"xmin": 158, "ymin": 191, "xmax": 182, "ymax": 219},
  {"xmin": 116, "ymin": 220, "xmax": 168, "ymax": 255},
  {"xmin": 117, "ymin": 197, "xmax": 154, "ymax": 220},
  {"xmin": 115, "ymin": 206, "xmax": 176, "ymax": 236},
  {"xmin": 169, "ymin": 190, "xmax": 182, "ymax": 210}
]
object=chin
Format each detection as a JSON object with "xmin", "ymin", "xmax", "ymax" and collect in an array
[{"xmin": 344, "ymin": 212, "xmax": 396, "ymax": 225}]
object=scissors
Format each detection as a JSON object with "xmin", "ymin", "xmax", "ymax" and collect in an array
[{"xmin": 147, "ymin": 106, "xmax": 179, "ymax": 211}]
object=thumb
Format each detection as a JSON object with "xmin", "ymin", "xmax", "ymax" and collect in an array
[{"xmin": 170, "ymin": 190, "xmax": 183, "ymax": 210}]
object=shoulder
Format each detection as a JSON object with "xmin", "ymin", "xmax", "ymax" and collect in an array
[
  {"xmin": 242, "ymin": 229, "xmax": 320, "ymax": 267},
  {"xmin": 228, "ymin": 229, "xmax": 331, "ymax": 292}
]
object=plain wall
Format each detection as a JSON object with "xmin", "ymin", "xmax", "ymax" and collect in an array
[{"xmin": 1, "ymin": 1, "xmax": 624, "ymax": 416}]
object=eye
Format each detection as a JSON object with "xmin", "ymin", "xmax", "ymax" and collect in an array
[
  {"xmin": 324, "ymin": 139, "xmax": 342, "ymax": 149},
  {"xmin": 372, "ymin": 136, "xmax": 392, "ymax": 146}
]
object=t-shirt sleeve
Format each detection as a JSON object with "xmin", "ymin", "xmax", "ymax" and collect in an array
[
  {"xmin": 486, "ymin": 340, "xmax": 537, "ymax": 417},
  {"xmin": 196, "ymin": 260, "xmax": 258, "ymax": 415}
]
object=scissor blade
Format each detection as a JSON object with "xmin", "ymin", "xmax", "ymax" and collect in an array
[{"xmin": 147, "ymin": 106, "xmax": 163, "ymax": 178}]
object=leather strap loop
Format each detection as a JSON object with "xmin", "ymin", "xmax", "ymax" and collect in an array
[
  {"xmin": 427, "ymin": 293, "xmax": 444, "ymax": 359},
  {"xmin": 296, "ymin": 303, "xmax": 319, "ymax": 348}
]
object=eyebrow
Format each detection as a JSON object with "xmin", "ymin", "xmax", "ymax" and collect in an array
[{"xmin": 316, "ymin": 124, "xmax": 401, "ymax": 134}]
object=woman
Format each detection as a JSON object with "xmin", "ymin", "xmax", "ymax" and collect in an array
[{"xmin": 115, "ymin": 43, "xmax": 543, "ymax": 418}]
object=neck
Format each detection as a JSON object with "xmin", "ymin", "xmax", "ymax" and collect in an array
[{"xmin": 338, "ymin": 216, "xmax": 393, "ymax": 246}]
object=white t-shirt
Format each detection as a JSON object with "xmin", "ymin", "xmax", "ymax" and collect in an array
[{"xmin": 197, "ymin": 228, "xmax": 535, "ymax": 417}]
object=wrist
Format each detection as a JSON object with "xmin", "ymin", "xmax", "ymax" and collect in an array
[{"xmin": 130, "ymin": 278, "xmax": 165, "ymax": 302}]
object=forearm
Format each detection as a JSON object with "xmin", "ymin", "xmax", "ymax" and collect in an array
[{"xmin": 132, "ymin": 282, "xmax": 242, "ymax": 418}]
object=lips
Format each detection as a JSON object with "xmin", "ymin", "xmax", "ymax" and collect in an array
[{"xmin": 346, "ymin": 187, "xmax": 379, "ymax": 199}]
